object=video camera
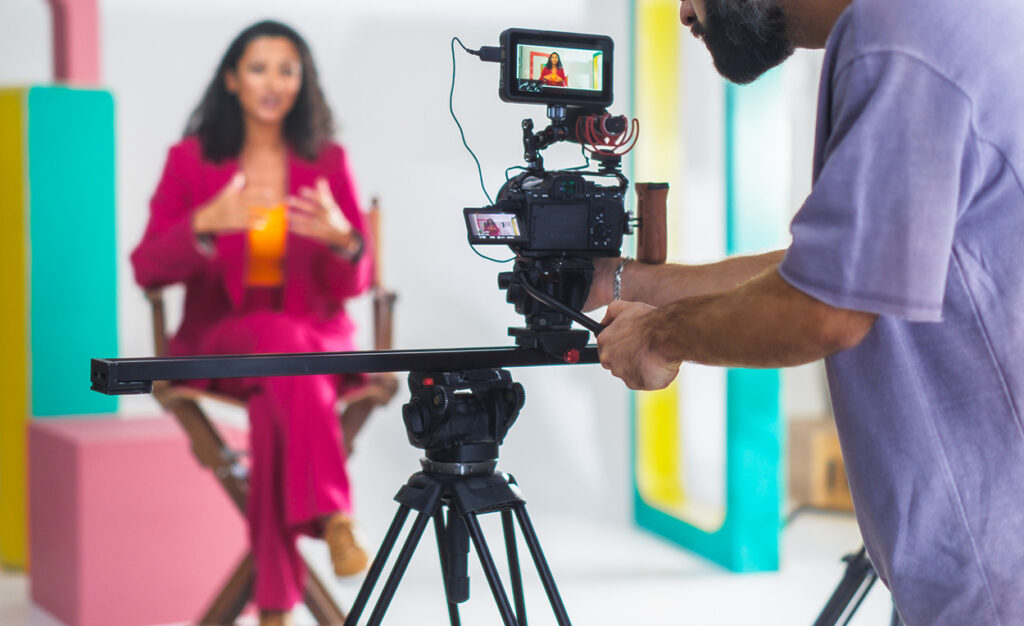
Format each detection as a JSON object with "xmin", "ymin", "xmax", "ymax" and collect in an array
[{"xmin": 462, "ymin": 28, "xmax": 665, "ymax": 362}]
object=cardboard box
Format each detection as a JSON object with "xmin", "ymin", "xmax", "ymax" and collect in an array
[{"xmin": 789, "ymin": 417, "xmax": 853, "ymax": 512}]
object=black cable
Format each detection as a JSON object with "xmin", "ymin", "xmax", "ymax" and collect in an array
[
  {"xmin": 451, "ymin": 37, "xmax": 513, "ymax": 264},
  {"xmin": 471, "ymin": 246, "xmax": 515, "ymax": 263},
  {"xmin": 564, "ymin": 143, "xmax": 592, "ymax": 171},
  {"xmin": 450, "ymin": 37, "xmax": 493, "ymax": 206}
]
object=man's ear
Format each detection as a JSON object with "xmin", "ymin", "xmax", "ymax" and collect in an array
[{"xmin": 224, "ymin": 70, "xmax": 238, "ymax": 94}]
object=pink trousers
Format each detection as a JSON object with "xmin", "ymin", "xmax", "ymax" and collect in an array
[{"xmin": 201, "ymin": 308, "xmax": 356, "ymax": 610}]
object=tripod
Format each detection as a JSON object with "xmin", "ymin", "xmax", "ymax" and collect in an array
[{"xmin": 343, "ymin": 368, "xmax": 571, "ymax": 626}]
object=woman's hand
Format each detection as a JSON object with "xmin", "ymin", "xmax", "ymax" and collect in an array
[
  {"xmin": 192, "ymin": 173, "xmax": 278, "ymax": 235},
  {"xmin": 287, "ymin": 177, "xmax": 360, "ymax": 256}
]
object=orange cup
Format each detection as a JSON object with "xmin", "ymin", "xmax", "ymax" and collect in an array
[{"xmin": 246, "ymin": 203, "xmax": 288, "ymax": 286}]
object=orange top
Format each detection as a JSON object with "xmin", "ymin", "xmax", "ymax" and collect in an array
[{"xmin": 246, "ymin": 204, "xmax": 287, "ymax": 286}]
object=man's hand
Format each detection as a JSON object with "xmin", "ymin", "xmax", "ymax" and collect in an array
[
  {"xmin": 597, "ymin": 300, "xmax": 682, "ymax": 390},
  {"xmin": 583, "ymin": 257, "xmax": 619, "ymax": 312}
]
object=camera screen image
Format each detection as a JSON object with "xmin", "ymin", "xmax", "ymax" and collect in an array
[
  {"xmin": 466, "ymin": 211, "xmax": 524, "ymax": 243},
  {"xmin": 515, "ymin": 45, "xmax": 604, "ymax": 92}
]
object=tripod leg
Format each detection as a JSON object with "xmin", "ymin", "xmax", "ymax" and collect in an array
[
  {"xmin": 464, "ymin": 512, "xmax": 521, "ymax": 626},
  {"xmin": 813, "ymin": 547, "xmax": 877, "ymax": 626},
  {"xmin": 345, "ymin": 505, "xmax": 411, "ymax": 626},
  {"xmin": 433, "ymin": 509, "xmax": 462, "ymax": 626},
  {"xmin": 502, "ymin": 510, "xmax": 528, "ymax": 626},
  {"xmin": 840, "ymin": 575, "xmax": 877, "ymax": 626},
  {"xmin": 512, "ymin": 505, "xmax": 571, "ymax": 625},
  {"xmin": 365, "ymin": 509, "xmax": 433, "ymax": 625}
]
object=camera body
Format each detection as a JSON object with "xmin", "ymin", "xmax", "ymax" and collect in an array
[{"xmin": 465, "ymin": 171, "xmax": 627, "ymax": 257}]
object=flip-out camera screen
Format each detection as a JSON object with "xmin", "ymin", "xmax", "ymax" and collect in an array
[
  {"xmin": 499, "ymin": 29, "xmax": 613, "ymax": 106},
  {"xmin": 465, "ymin": 209, "xmax": 526, "ymax": 244}
]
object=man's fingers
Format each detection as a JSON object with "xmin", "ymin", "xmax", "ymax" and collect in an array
[{"xmin": 601, "ymin": 300, "xmax": 627, "ymax": 325}]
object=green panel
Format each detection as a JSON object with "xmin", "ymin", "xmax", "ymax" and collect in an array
[{"xmin": 27, "ymin": 86, "xmax": 118, "ymax": 416}]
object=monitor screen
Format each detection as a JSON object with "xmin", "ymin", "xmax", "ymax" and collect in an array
[
  {"xmin": 515, "ymin": 45, "xmax": 604, "ymax": 93},
  {"xmin": 499, "ymin": 29, "xmax": 613, "ymax": 106}
]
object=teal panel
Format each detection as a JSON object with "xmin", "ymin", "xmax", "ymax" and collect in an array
[
  {"xmin": 27, "ymin": 86, "xmax": 118, "ymax": 416},
  {"xmin": 720, "ymin": 70, "xmax": 787, "ymax": 568},
  {"xmin": 629, "ymin": 58, "xmax": 787, "ymax": 571}
]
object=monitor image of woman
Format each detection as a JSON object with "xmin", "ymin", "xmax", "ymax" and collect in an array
[{"xmin": 540, "ymin": 52, "xmax": 568, "ymax": 86}]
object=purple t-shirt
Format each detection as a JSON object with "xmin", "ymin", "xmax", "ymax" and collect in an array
[{"xmin": 778, "ymin": 0, "xmax": 1024, "ymax": 623}]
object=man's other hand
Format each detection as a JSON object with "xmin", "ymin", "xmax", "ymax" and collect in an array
[{"xmin": 597, "ymin": 300, "xmax": 681, "ymax": 390}]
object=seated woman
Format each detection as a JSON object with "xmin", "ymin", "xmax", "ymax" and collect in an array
[
  {"xmin": 131, "ymin": 20, "xmax": 373, "ymax": 626},
  {"xmin": 540, "ymin": 52, "xmax": 568, "ymax": 86}
]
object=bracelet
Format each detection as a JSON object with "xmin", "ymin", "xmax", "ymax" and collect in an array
[{"xmin": 613, "ymin": 257, "xmax": 630, "ymax": 301}]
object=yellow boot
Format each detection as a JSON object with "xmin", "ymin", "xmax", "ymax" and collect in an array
[
  {"xmin": 258, "ymin": 610, "xmax": 293, "ymax": 626},
  {"xmin": 324, "ymin": 513, "xmax": 369, "ymax": 577}
]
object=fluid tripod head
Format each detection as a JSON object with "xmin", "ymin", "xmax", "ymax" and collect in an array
[{"xmin": 402, "ymin": 369, "xmax": 525, "ymax": 470}]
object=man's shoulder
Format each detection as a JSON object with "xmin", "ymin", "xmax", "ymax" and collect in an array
[{"xmin": 833, "ymin": 0, "xmax": 1023, "ymax": 77}]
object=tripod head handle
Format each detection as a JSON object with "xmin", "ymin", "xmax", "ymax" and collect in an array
[{"xmin": 515, "ymin": 278, "xmax": 605, "ymax": 336}]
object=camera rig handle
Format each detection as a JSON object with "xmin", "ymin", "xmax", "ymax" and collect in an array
[
  {"xmin": 635, "ymin": 182, "xmax": 669, "ymax": 265},
  {"xmin": 516, "ymin": 279, "xmax": 605, "ymax": 336}
]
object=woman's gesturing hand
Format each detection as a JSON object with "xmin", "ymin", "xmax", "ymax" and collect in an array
[
  {"xmin": 192, "ymin": 173, "xmax": 279, "ymax": 235},
  {"xmin": 287, "ymin": 176, "xmax": 361, "ymax": 256}
]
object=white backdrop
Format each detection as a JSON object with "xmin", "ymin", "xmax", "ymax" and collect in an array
[{"xmin": 0, "ymin": 0, "xmax": 828, "ymax": 529}]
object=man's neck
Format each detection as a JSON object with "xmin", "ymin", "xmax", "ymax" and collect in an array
[{"xmin": 785, "ymin": 0, "xmax": 854, "ymax": 48}]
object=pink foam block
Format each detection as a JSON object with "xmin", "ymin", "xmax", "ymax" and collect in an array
[{"xmin": 29, "ymin": 416, "xmax": 249, "ymax": 626}]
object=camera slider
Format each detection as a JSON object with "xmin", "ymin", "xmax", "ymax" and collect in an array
[{"xmin": 90, "ymin": 346, "xmax": 599, "ymax": 396}]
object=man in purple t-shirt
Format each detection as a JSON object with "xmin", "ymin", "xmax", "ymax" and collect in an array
[{"xmin": 591, "ymin": 0, "xmax": 1024, "ymax": 623}]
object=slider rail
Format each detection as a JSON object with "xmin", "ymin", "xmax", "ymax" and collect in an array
[{"xmin": 91, "ymin": 346, "xmax": 600, "ymax": 395}]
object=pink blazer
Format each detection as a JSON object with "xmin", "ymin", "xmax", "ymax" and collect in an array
[{"xmin": 131, "ymin": 136, "xmax": 374, "ymax": 358}]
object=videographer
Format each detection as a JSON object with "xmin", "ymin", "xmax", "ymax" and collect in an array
[{"xmin": 591, "ymin": 0, "xmax": 1024, "ymax": 624}]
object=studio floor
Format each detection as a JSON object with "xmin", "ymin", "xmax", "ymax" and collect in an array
[{"xmin": 0, "ymin": 508, "xmax": 893, "ymax": 625}]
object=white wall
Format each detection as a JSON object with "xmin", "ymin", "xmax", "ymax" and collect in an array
[{"xmin": 0, "ymin": 0, "xmax": 828, "ymax": 526}]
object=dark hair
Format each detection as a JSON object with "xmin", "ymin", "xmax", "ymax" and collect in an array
[
  {"xmin": 184, "ymin": 20, "xmax": 334, "ymax": 162},
  {"xmin": 545, "ymin": 52, "xmax": 563, "ymax": 70}
]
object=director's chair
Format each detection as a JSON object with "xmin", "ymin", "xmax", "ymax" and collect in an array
[{"xmin": 146, "ymin": 198, "xmax": 398, "ymax": 625}]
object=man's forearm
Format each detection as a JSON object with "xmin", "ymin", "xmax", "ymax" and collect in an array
[
  {"xmin": 648, "ymin": 268, "xmax": 874, "ymax": 368},
  {"xmin": 623, "ymin": 250, "xmax": 786, "ymax": 306}
]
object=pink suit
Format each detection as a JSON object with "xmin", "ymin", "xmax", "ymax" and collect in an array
[{"xmin": 131, "ymin": 136, "xmax": 373, "ymax": 609}]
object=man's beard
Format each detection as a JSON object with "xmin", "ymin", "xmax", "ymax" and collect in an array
[{"xmin": 692, "ymin": 0, "xmax": 795, "ymax": 85}]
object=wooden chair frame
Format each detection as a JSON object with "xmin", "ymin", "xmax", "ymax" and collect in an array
[{"xmin": 145, "ymin": 201, "xmax": 398, "ymax": 625}]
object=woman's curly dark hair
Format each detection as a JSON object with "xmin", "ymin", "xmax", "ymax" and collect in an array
[
  {"xmin": 544, "ymin": 52, "xmax": 563, "ymax": 70},
  {"xmin": 184, "ymin": 20, "xmax": 334, "ymax": 162}
]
